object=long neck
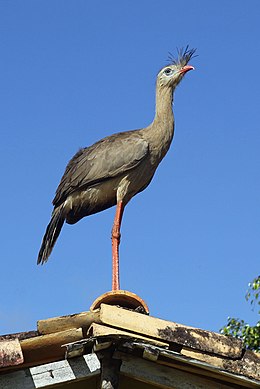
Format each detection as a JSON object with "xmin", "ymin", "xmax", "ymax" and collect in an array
[
  {"xmin": 145, "ymin": 83, "xmax": 175, "ymax": 164},
  {"xmin": 154, "ymin": 83, "xmax": 174, "ymax": 124}
]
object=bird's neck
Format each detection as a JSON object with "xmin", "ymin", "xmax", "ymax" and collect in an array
[
  {"xmin": 146, "ymin": 85, "xmax": 175, "ymax": 164},
  {"xmin": 154, "ymin": 85, "xmax": 174, "ymax": 124}
]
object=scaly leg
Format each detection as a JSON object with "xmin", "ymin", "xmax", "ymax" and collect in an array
[{"xmin": 111, "ymin": 201, "xmax": 124, "ymax": 291}]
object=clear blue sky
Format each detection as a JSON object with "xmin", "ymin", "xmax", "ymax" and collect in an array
[{"xmin": 1, "ymin": 0, "xmax": 259, "ymax": 335}]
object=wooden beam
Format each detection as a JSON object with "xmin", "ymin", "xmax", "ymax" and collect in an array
[
  {"xmin": 0, "ymin": 338, "xmax": 23, "ymax": 368},
  {"xmin": 157, "ymin": 358, "xmax": 259, "ymax": 389},
  {"xmin": 0, "ymin": 331, "xmax": 38, "ymax": 342},
  {"xmin": 0, "ymin": 353, "xmax": 100, "ymax": 389},
  {"xmin": 120, "ymin": 354, "xmax": 234, "ymax": 389},
  {"xmin": 37, "ymin": 311, "xmax": 100, "ymax": 335},
  {"xmin": 182, "ymin": 347, "xmax": 260, "ymax": 383},
  {"xmin": 31, "ymin": 353, "xmax": 100, "ymax": 388},
  {"xmin": 20, "ymin": 328, "xmax": 83, "ymax": 365},
  {"xmin": 99, "ymin": 304, "xmax": 242, "ymax": 358},
  {"xmin": 115, "ymin": 342, "xmax": 259, "ymax": 388},
  {"xmin": 88, "ymin": 323, "xmax": 169, "ymax": 348}
]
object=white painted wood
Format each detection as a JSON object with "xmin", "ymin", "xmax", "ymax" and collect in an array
[
  {"xmin": 30, "ymin": 359, "xmax": 73, "ymax": 375},
  {"xmin": 0, "ymin": 353, "xmax": 100, "ymax": 388},
  {"xmin": 83, "ymin": 353, "xmax": 100, "ymax": 373},
  {"xmin": 30, "ymin": 360, "xmax": 76, "ymax": 387},
  {"xmin": 30, "ymin": 354, "xmax": 101, "ymax": 388}
]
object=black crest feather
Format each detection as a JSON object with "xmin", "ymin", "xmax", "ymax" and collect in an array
[{"xmin": 168, "ymin": 45, "xmax": 197, "ymax": 67}]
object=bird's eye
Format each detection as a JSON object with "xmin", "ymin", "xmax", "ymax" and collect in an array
[{"xmin": 164, "ymin": 68, "xmax": 173, "ymax": 76}]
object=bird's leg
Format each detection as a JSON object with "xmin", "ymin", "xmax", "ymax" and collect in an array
[{"xmin": 111, "ymin": 201, "xmax": 124, "ymax": 291}]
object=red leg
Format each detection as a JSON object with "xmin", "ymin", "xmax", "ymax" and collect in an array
[{"xmin": 111, "ymin": 201, "xmax": 124, "ymax": 291}]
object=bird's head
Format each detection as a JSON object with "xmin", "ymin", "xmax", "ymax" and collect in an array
[{"xmin": 157, "ymin": 46, "xmax": 196, "ymax": 89}]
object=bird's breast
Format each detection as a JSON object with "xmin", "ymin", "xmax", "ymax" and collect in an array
[{"xmin": 144, "ymin": 119, "xmax": 174, "ymax": 166}]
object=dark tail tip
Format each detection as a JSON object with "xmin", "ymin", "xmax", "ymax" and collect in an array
[{"xmin": 37, "ymin": 205, "xmax": 65, "ymax": 265}]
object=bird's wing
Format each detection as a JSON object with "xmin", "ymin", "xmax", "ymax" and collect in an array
[{"xmin": 53, "ymin": 131, "xmax": 149, "ymax": 205}]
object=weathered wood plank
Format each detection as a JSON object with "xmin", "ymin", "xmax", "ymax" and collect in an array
[
  {"xmin": 120, "ymin": 355, "xmax": 234, "ymax": 389},
  {"xmin": 99, "ymin": 304, "xmax": 242, "ymax": 358},
  {"xmin": 182, "ymin": 347, "xmax": 224, "ymax": 368},
  {"xmin": 0, "ymin": 331, "xmax": 38, "ymax": 342},
  {"xmin": 115, "ymin": 342, "xmax": 260, "ymax": 387},
  {"xmin": 30, "ymin": 353, "xmax": 100, "ymax": 388},
  {"xmin": 182, "ymin": 347, "xmax": 260, "ymax": 382},
  {"xmin": 0, "ymin": 354, "xmax": 100, "ymax": 389},
  {"xmin": 30, "ymin": 360, "xmax": 76, "ymax": 388},
  {"xmin": 156, "ymin": 349, "xmax": 260, "ymax": 388},
  {"xmin": 21, "ymin": 328, "xmax": 83, "ymax": 364},
  {"xmin": 0, "ymin": 338, "xmax": 23, "ymax": 368},
  {"xmin": 37, "ymin": 311, "xmax": 100, "ymax": 335},
  {"xmin": 88, "ymin": 323, "xmax": 169, "ymax": 348}
]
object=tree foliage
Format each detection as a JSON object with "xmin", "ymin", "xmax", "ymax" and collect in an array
[{"xmin": 220, "ymin": 276, "xmax": 260, "ymax": 352}]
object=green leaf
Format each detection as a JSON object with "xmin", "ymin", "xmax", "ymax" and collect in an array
[{"xmin": 220, "ymin": 276, "xmax": 260, "ymax": 352}]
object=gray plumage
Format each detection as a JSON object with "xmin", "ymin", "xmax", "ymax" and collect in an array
[{"xmin": 38, "ymin": 47, "xmax": 196, "ymax": 264}]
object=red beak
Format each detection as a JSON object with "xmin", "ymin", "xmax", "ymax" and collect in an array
[{"xmin": 179, "ymin": 65, "xmax": 194, "ymax": 74}]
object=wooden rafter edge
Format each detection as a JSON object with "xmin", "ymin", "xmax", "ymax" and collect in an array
[
  {"xmin": 98, "ymin": 304, "xmax": 243, "ymax": 359},
  {"xmin": 116, "ymin": 341, "xmax": 260, "ymax": 386}
]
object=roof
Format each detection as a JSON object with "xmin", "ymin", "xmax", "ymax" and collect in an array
[{"xmin": 0, "ymin": 291, "xmax": 259, "ymax": 388}]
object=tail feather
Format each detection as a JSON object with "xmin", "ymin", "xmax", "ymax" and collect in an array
[{"xmin": 37, "ymin": 204, "xmax": 65, "ymax": 264}]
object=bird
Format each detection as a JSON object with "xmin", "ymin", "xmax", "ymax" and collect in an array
[{"xmin": 37, "ymin": 46, "xmax": 196, "ymax": 291}]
